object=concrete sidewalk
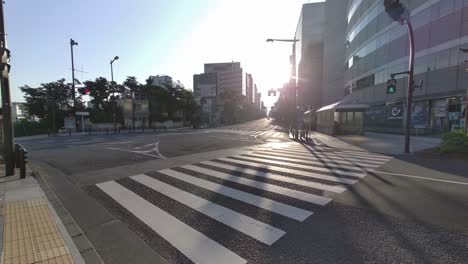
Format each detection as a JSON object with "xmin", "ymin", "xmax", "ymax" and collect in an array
[
  {"xmin": 0, "ymin": 165, "xmax": 93, "ymax": 264},
  {"xmin": 307, "ymin": 131, "xmax": 441, "ymax": 155}
]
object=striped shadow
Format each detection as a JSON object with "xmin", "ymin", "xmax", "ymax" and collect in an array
[
  {"xmin": 97, "ymin": 181, "xmax": 247, "ymax": 264},
  {"xmin": 130, "ymin": 174, "xmax": 286, "ymax": 245},
  {"xmin": 252, "ymin": 149, "xmax": 380, "ymax": 169},
  {"xmin": 245, "ymin": 152, "xmax": 369, "ymax": 173},
  {"xmin": 217, "ymin": 157, "xmax": 357, "ymax": 185},
  {"xmin": 199, "ymin": 160, "xmax": 346, "ymax": 193},
  {"xmin": 158, "ymin": 168, "xmax": 313, "ymax": 221},
  {"xmin": 267, "ymin": 148, "xmax": 387, "ymax": 166},
  {"xmin": 233, "ymin": 155, "xmax": 367, "ymax": 178},
  {"xmin": 182, "ymin": 164, "xmax": 332, "ymax": 206}
]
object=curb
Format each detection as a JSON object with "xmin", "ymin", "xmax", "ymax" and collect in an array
[{"xmin": 31, "ymin": 165, "xmax": 104, "ymax": 264}]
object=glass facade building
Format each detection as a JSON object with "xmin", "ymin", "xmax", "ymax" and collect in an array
[{"xmin": 343, "ymin": 0, "xmax": 468, "ymax": 133}]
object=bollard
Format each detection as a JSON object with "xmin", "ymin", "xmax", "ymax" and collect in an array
[
  {"xmin": 69, "ymin": 128, "xmax": 72, "ymax": 136},
  {"xmin": 19, "ymin": 145, "xmax": 28, "ymax": 179},
  {"xmin": 88, "ymin": 127, "xmax": 91, "ymax": 135},
  {"xmin": 106, "ymin": 128, "xmax": 109, "ymax": 135},
  {"xmin": 14, "ymin": 144, "xmax": 20, "ymax": 168}
]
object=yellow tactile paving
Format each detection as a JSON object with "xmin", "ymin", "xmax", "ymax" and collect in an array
[{"xmin": 1, "ymin": 199, "xmax": 74, "ymax": 264}]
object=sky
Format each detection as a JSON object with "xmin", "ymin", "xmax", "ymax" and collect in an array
[{"xmin": 5, "ymin": 0, "xmax": 323, "ymax": 108}]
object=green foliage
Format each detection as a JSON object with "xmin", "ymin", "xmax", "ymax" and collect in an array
[
  {"xmin": 20, "ymin": 79, "xmax": 83, "ymax": 131},
  {"xmin": 440, "ymin": 129, "xmax": 468, "ymax": 154},
  {"xmin": 14, "ymin": 119, "xmax": 49, "ymax": 137}
]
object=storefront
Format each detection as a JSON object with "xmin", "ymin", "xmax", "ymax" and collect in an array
[{"xmin": 364, "ymin": 95, "xmax": 466, "ymax": 135}]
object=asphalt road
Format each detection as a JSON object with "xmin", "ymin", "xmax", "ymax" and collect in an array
[{"xmin": 22, "ymin": 118, "xmax": 468, "ymax": 264}]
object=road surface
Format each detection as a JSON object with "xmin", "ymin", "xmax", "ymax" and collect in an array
[{"xmin": 20, "ymin": 118, "xmax": 468, "ymax": 264}]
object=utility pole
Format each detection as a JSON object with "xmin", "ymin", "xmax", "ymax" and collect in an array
[
  {"xmin": 384, "ymin": 0, "xmax": 415, "ymax": 154},
  {"xmin": 70, "ymin": 39, "xmax": 78, "ymax": 107},
  {"xmin": 0, "ymin": 1, "xmax": 14, "ymax": 175}
]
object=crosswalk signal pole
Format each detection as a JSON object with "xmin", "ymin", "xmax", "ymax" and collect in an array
[
  {"xmin": 0, "ymin": 1, "xmax": 14, "ymax": 176},
  {"xmin": 384, "ymin": 0, "xmax": 414, "ymax": 154}
]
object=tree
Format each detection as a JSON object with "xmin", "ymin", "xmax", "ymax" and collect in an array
[
  {"xmin": 20, "ymin": 79, "xmax": 82, "ymax": 132},
  {"xmin": 219, "ymin": 90, "xmax": 244, "ymax": 124},
  {"xmin": 123, "ymin": 76, "xmax": 142, "ymax": 129},
  {"xmin": 84, "ymin": 77, "xmax": 111, "ymax": 111}
]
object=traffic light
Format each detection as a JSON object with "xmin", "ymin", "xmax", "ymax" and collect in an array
[
  {"xmin": 384, "ymin": 0, "xmax": 405, "ymax": 22},
  {"xmin": 78, "ymin": 87, "xmax": 90, "ymax": 95},
  {"xmin": 387, "ymin": 79, "xmax": 397, "ymax": 94}
]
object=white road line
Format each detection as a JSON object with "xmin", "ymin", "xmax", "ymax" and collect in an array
[
  {"xmin": 201, "ymin": 161, "xmax": 346, "ymax": 193},
  {"xmin": 97, "ymin": 181, "xmax": 246, "ymax": 264},
  {"xmin": 65, "ymin": 139, "xmax": 81, "ymax": 142},
  {"xmin": 269, "ymin": 148, "xmax": 386, "ymax": 166},
  {"xmin": 234, "ymin": 155, "xmax": 366, "ymax": 178},
  {"xmin": 218, "ymin": 157, "xmax": 357, "ymax": 185},
  {"xmin": 374, "ymin": 171, "xmax": 468, "ymax": 186},
  {"xmin": 182, "ymin": 165, "xmax": 332, "ymax": 206},
  {"xmin": 159, "ymin": 169, "xmax": 313, "ymax": 221},
  {"xmin": 247, "ymin": 131, "xmax": 259, "ymax": 135},
  {"xmin": 131, "ymin": 174, "xmax": 285, "ymax": 245},
  {"xmin": 334, "ymin": 151, "xmax": 391, "ymax": 161},
  {"xmin": 255, "ymin": 149, "xmax": 380, "ymax": 169},
  {"xmin": 272, "ymin": 132, "xmax": 284, "ymax": 137},
  {"xmin": 246, "ymin": 153, "xmax": 368, "ymax": 173},
  {"xmin": 105, "ymin": 141, "xmax": 135, "ymax": 145},
  {"xmin": 265, "ymin": 131, "xmax": 276, "ymax": 137},
  {"xmin": 39, "ymin": 140, "xmax": 53, "ymax": 143}
]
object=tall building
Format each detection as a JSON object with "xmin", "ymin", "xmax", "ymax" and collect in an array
[
  {"xmin": 245, "ymin": 73, "xmax": 254, "ymax": 104},
  {"xmin": 193, "ymin": 72, "xmax": 220, "ymax": 124},
  {"xmin": 148, "ymin": 75, "xmax": 180, "ymax": 89},
  {"xmin": 342, "ymin": 0, "xmax": 468, "ymax": 133},
  {"xmin": 204, "ymin": 62, "xmax": 245, "ymax": 96},
  {"xmin": 295, "ymin": 2, "xmax": 326, "ymax": 112}
]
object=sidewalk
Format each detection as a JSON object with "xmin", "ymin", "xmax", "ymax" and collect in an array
[
  {"xmin": 306, "ymin": 131, "xmax": 441, "ymax": 155},
  {"xmin": 336, "ymin": 132, "xmax": 441, "ymax": 155},
  {"xmin": 0, "ymin": 165, "xmax": 88, "ymax": 264}
]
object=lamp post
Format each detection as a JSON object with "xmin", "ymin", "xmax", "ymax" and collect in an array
[
  {"xmin": 110, "ymin": 56, "xmax": 119, "ymax": 133},
  {"xmin": 266, "ymin": 38, "xmax": 299, "ymax": 136}
]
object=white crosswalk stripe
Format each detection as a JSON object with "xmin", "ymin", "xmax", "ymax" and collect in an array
[
  {"xmin": 97, "ymin": 181, "xmax": 247, "ymax": 264},
  {"xmin": 92, "ymin": 143, "xmax": 392, "ymax": 263},
  {"xmin": 231, "ymin": 155, "xmax": 367, "ymax": 178},
  {"xmin": 159, "ymin": 168, "xmax": 313, "ymax": 221},
  {"xmin": 131, "ymin": 174, "xmax": 286, "ymax": 245}
]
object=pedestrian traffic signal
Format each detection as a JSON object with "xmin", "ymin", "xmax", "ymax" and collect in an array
[
  {"xmin": 387, "ymin": 79, "xmax": 396, "ymax": 94},
  {"xmin": 78, "ymin": 87, "xmax": 90, "ymax": 95},
  {"xmin": 384, "ymin": 0, "xmax": 405, "ymax": 22}
]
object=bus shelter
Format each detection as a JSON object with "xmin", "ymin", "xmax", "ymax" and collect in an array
[{"xmin": 316, "ymin": 101, "xmax": 369, "ymax": 136}]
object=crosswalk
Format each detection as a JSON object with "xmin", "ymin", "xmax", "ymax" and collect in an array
[{"xmin": 89, "ymin": 143, "xmax": 392, "ymax": 264}]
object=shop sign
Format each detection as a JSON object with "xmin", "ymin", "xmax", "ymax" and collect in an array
[
  {"xmin": 411, "ymin": 101, "xmax": 429, "ymax": 128},
  {"xmin": 387, "ymin": 103, "xmax": 403, "ymax": 120}
]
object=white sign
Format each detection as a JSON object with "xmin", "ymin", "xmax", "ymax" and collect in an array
[{"xmin": 75, "ymin": 111, "xmax": 90, "ymax": 116}]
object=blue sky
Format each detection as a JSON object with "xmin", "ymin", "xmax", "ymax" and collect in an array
[{"xmin": 6, "ymin": 0, "xmax": 321, "ymax": 106}]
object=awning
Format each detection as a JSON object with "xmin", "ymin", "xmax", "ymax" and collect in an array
[{"xmin": 316, "ymin": 101, "xmax": 369, "ymax": 113}]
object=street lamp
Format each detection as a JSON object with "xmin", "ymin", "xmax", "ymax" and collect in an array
[
  {"xmin": 110, "ymin": 56, "xmax": 119, "ymax": 133},
  {"xmin": 266, "ymin": 37, "xmax": 300, "ymax": 136}
]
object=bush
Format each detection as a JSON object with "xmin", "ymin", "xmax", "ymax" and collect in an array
[
  {"xmin": 440, "ymin": 129, "xmax": 468, "ymax": 154},
  {"xmin": 14, "ymin": 119, "xmax": 49, "ymax": 137}
]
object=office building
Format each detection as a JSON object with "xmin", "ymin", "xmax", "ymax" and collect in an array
[
  {"xmin": 204, "ymin": 62, "xmax": 245, "ymax": 96},
  {"xmin": 343, "ymin": 0, "xmax": 468, "ymax": 133},
  {"xmin": 11, "ymin": 102, "xmax": 27, "ymax": 121},
  {"xmin": 148, "ymin": 75, "xmax": 181, "ymax": 89},
  {"xmin": 193, "ymin": 72, "xmax": 220, "ymax": 125}
]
